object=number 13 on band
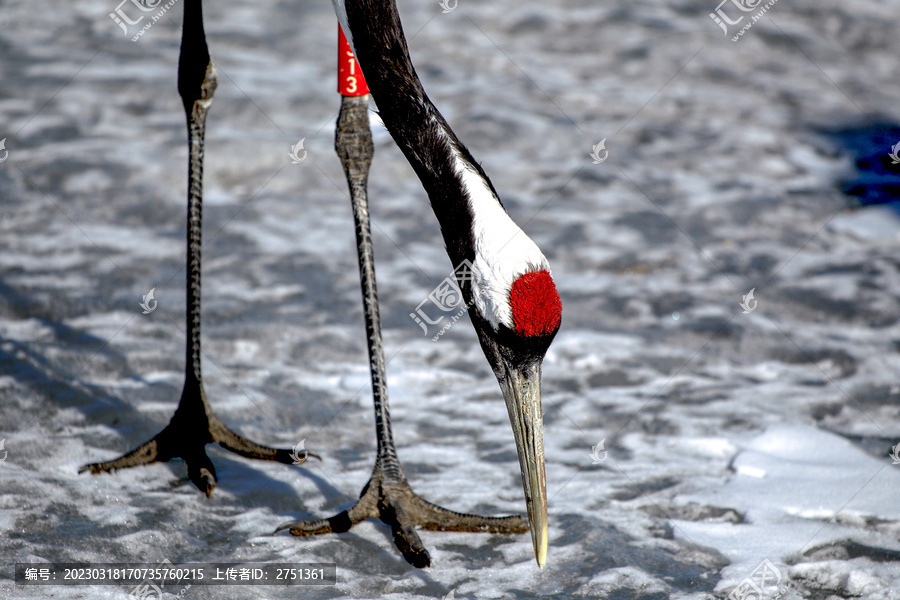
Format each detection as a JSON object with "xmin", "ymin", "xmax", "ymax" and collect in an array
[{"xmin": 338, "ymin": 25, "xmax": 369, "ymax": 96}]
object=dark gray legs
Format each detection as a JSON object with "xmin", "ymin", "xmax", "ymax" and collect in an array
[
  {"xmin": 276, "ymin": 95, "xmax": 525, "ymax": 568},
  {"xmin": 80, "ymin": 0, "xmax": 306, "ymax": 496}
]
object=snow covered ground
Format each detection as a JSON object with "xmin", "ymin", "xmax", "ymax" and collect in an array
[{"xmin": 2, "ymin": 0, "xmax": 900, "ymax": 598}]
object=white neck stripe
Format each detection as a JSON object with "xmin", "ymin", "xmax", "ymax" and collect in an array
[{"xmin": 436, "ymin": 122, "xmax": 549, "ymax": 330}]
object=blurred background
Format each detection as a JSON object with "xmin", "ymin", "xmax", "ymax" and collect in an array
[{"xmin": 2, "ymin": 0, "xmax": 900, "ymax": 598}]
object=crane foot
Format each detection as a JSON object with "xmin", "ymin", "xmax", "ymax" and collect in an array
[
  {"xmin": 276, "ymin": 460, "xmax": 526, "ymax": 568},
  {"xmin": 79, "ymin": 379, "xmax": 316, "ymax": 496}
]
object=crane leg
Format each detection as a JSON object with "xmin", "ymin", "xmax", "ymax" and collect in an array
[
  {"xmin": 276, "ymin": 95, "xmax": 526, "ymax": 568},
  {"xmin": 80, "ymin": 0, "xmax": 314, "ymax": 496}
]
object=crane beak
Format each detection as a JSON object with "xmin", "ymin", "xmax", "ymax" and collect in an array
[{"xmin": 500, "ymin": 359, "xmax": 548, "ymax": 568}]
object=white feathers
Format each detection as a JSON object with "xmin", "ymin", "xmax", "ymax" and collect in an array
[
  {"xmin": 331, "ymin": 0, "xmax": 354, "ymax": 50},
  {"xmin": 436, "ymin": 122, "xmax": 549, "ymax": 331},
  {"xmin": 329, "ymin": 2, "xmax": 549, "ymax": 332}
]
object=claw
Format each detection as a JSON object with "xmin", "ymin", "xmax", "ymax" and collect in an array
[
  {"xmin": 186, "ymin": 450, "xmax": 217, "ymax": 496},
  {"xmin": 278, "ymin": 460, "xmax": 526, "ymax": 568},
  {"xmin": 80, "ymin": 385, "xmax": 310, "ymax": 494}
]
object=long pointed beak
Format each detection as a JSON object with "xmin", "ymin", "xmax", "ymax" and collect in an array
[{"xmin": 500, "ymin": 359, "xmax": 548, "ymax": 568}]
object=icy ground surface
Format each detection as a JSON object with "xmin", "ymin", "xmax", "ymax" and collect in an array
[{"xmin": 2, "ymin": 0, "xmax": 900, "ymax": 598}]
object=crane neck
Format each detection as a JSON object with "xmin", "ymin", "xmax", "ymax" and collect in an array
[{"xmin": 338, "ymin": 0, "xmax": 495, "ymax": 266}]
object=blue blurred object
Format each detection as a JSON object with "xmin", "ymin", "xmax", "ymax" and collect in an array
[{"xmin": 830, "ymin": 123, "xmax": 900, "ymax": 209}]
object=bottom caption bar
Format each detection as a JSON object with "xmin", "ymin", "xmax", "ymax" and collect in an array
[{"xmin": 16, "ymin": 563, "xmax": 336, "ymax": 586}]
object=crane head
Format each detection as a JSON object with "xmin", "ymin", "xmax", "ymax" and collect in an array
[{"xmin": 468, "ymin": 265, "xmax": 561, "ymax": 568}]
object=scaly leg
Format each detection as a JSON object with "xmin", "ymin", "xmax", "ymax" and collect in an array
[
  {"xmin": 81, "ymin": 0, "xmax": 313, "ymax": 496},
  {"xmin": 277, "ymin": 93, "xmax": 524, "ymax": 568}
]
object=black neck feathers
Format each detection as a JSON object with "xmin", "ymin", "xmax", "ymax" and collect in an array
[{"xmin": 343, "ymin": 0, "xmax": 496, "ymax": 267}]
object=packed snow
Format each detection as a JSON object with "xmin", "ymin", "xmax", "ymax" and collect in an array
[{"xmin": 1, "ymin": 0, "xmax": 900, "ymax": 598}]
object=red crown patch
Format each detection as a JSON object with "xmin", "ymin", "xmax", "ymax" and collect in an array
[{"xmin": 509, "ymin": 270, "xmax": 562, "ymax": 337}]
